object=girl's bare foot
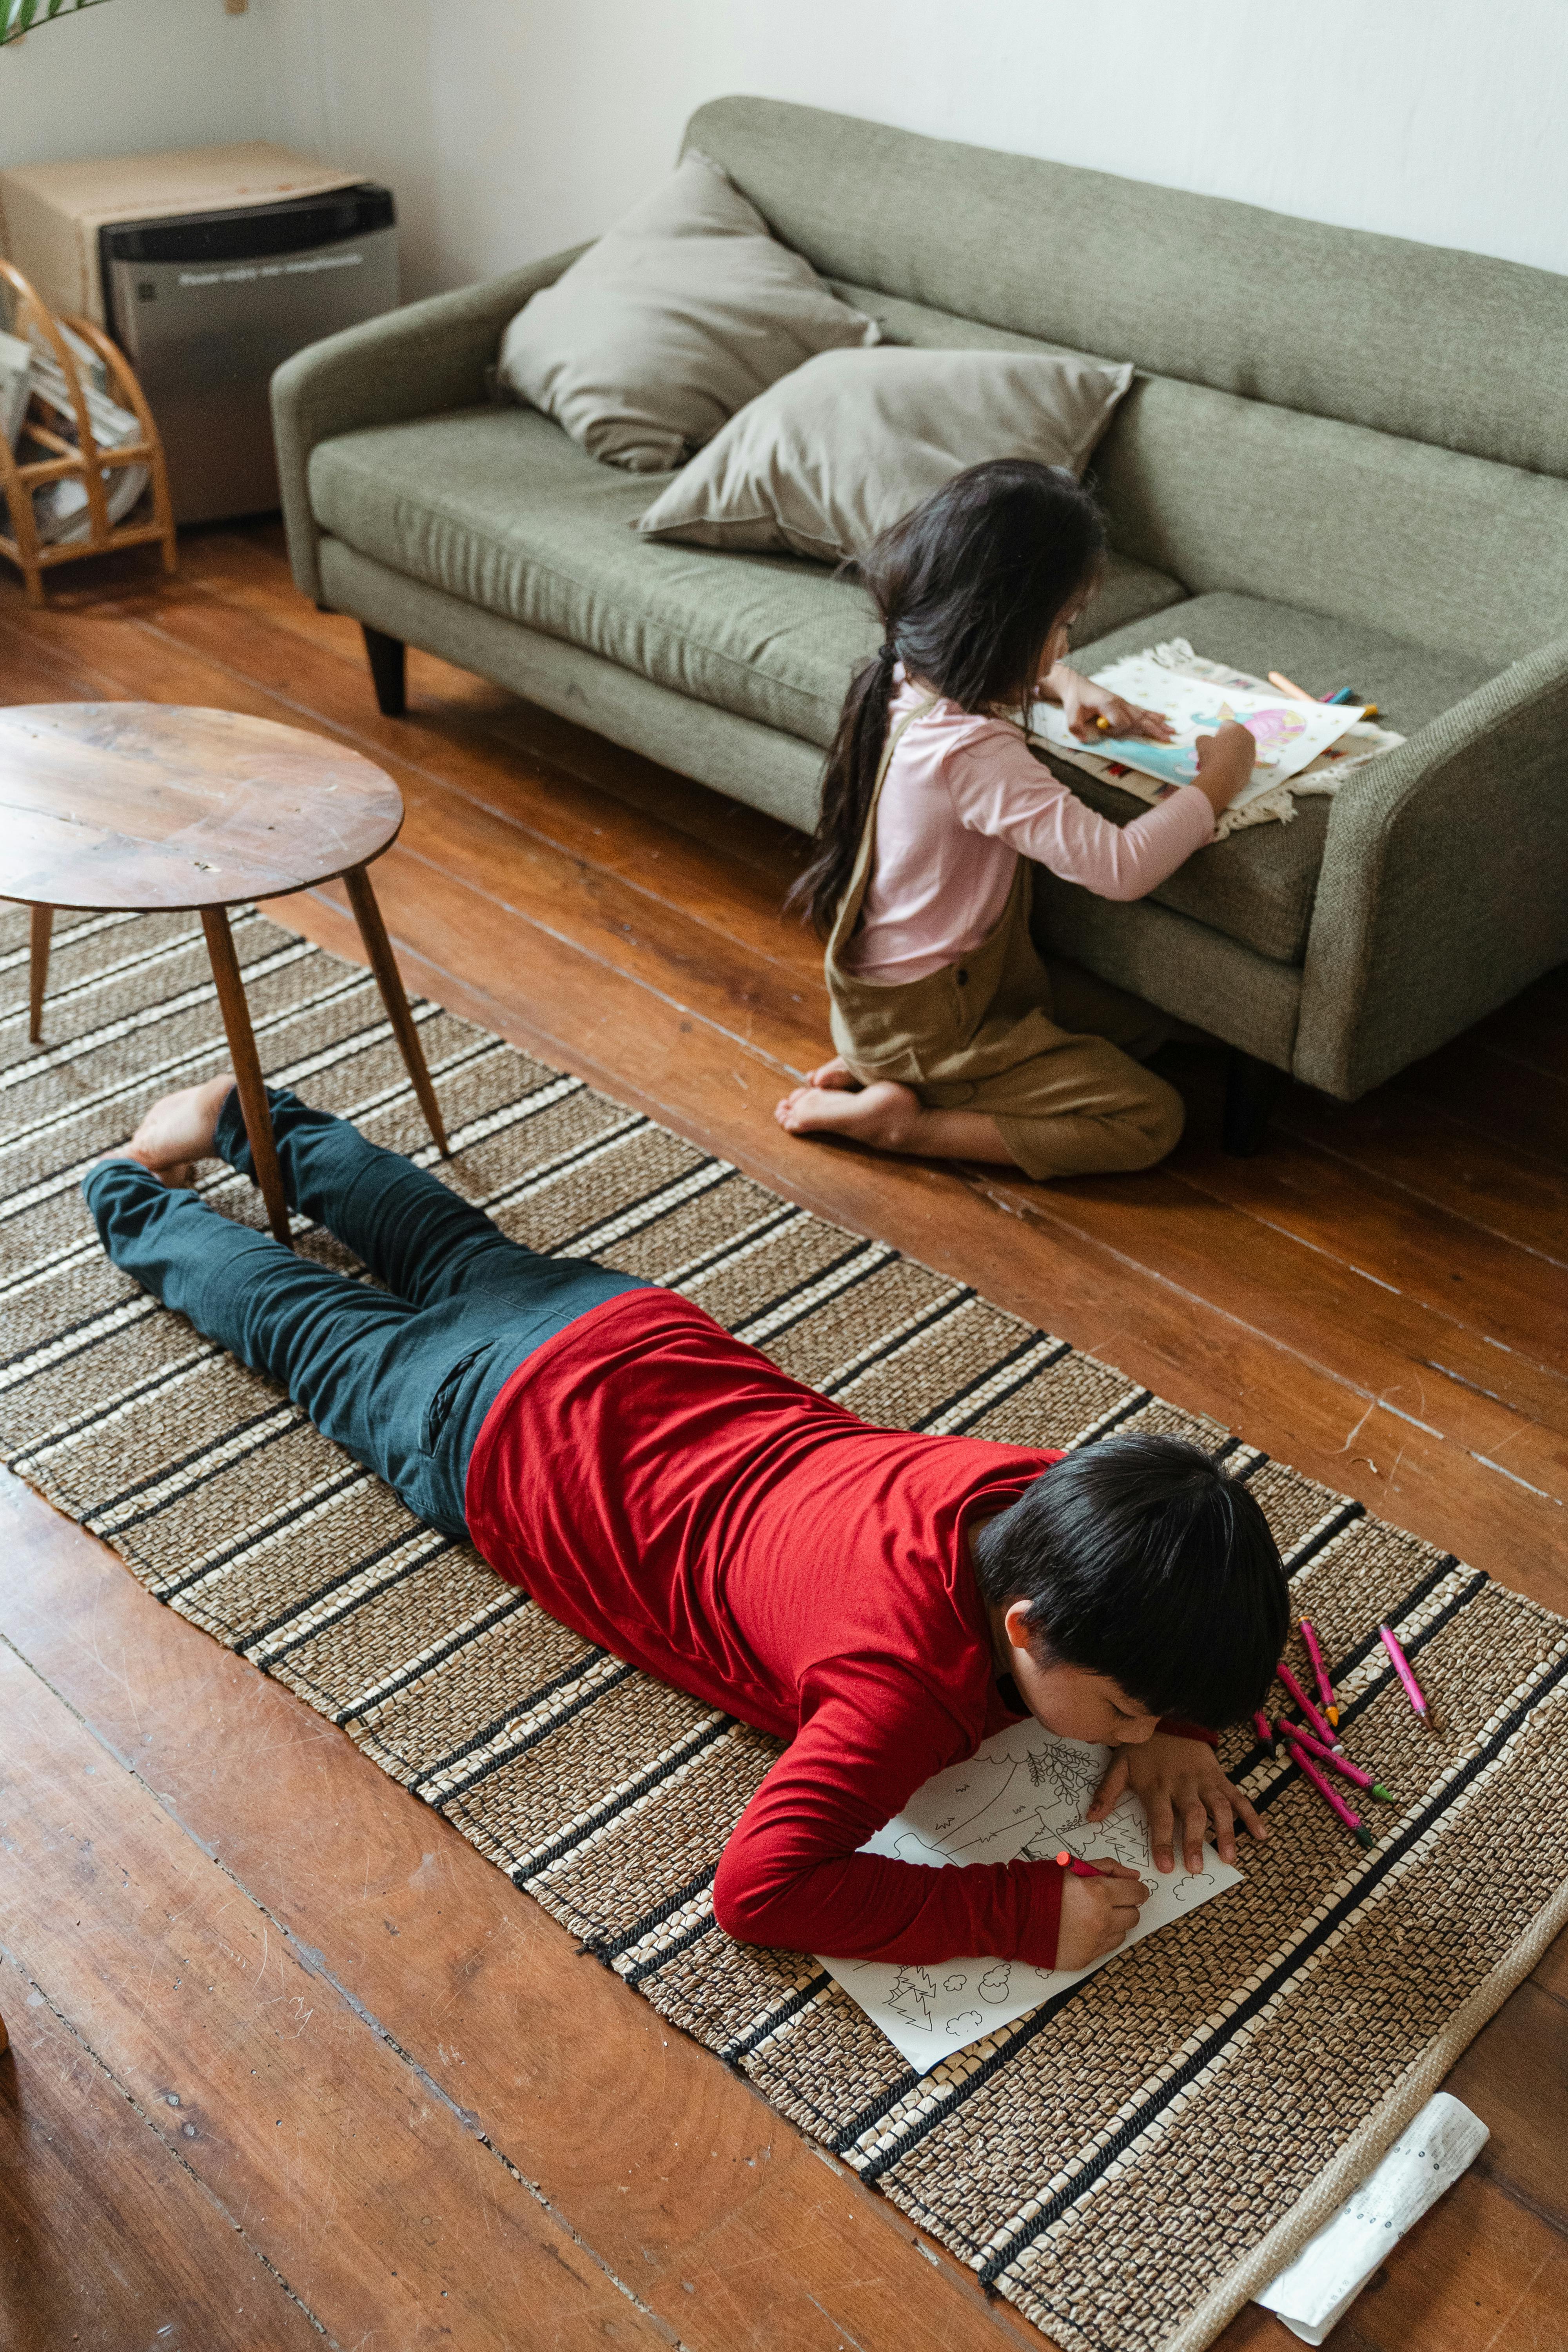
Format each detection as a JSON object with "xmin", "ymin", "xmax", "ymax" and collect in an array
[
  {"xmin": 774, "ymin": 1076, "xmax": 1021, "ymax": 1168},
  {"xmin": 775, "ymin": 1078, "xmax": 929, "ymax": 1149},
  {"xmin": 112, "ymin": 1071, "xmax": 237, "ymax": 1186},
  {"xmin": 805, "ymin": 1055, "xmax": 860, "ymax": 1093}
]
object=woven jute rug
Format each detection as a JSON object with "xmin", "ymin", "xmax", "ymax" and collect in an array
[{"xmin": 4, "ymin": 902, "xmax": 1566, "ymax": 2352}]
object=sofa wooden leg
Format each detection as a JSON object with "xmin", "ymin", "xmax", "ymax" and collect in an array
[
  {"xmin": 1222, "ymin": 1049, "xmax": 1283, "ymax": 1157},
  {"xmin": 361, "ymin": 624, "xmax": 406, "ymax": 718}
]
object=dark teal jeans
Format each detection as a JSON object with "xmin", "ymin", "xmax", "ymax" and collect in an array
[{"xmin": 80, "ymin": 1088, "xmax": 651, "ymax": 1539}]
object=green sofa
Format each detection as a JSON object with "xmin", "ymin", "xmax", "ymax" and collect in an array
[{"xmin": 272, "ymin": 96, "xmax": 1568, "ymax": 1130}]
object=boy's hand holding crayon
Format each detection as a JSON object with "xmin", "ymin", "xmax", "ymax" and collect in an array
[
  {"xmin": 1054, "ymin": 1856, "xmax": 1152, "ymax": 1969},
  {"xmin": 1086, "ymin": 1730, "xmax": 1267, "ymax": 1875}
]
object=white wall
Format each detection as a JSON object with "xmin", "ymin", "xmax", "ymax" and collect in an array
[
  {"xmin": 272, "ymin": 0, "xmax": 1568, "ymax": 297},
  {"xmin": 5, "ymin": 0, "xmax": 1566, "ymax": 297},
  {"xmin": 0, "ymin": 0, "xmax": 284, "ymax": 168}
]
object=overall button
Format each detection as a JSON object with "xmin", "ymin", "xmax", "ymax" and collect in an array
[{"xmin": 955, "ymin": 967, "xmax": 969, "ymax": 985}]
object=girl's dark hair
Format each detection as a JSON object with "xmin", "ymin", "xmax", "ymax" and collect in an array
[
  {"xmin": 790, "ymin": 458, "xmax": 1107, "ymax": 936},
  {"xmin": 972, "ymin": 1435, "xmax": 1289, "ymax": 1728}
]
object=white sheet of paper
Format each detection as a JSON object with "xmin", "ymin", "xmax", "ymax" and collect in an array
[
  {"xmin": 1032, "ymin": 653, "xmax": 1364, "ymax": 806},
  {"xmin": 817, "ymin": 1720, "xmax": 1242, "ymax": 2072},
  {"xmin": 1255, "ymin": 2093, "xmax": 1490, "ymax": 2344}
]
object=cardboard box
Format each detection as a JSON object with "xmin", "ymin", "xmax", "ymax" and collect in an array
[{"xmin": 0, "ymin": 142, "xmax": 364, "ymax": 323}]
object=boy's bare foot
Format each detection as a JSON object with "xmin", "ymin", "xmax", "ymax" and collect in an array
[{"xmin": 107, "ymin": 1071, "xmax": 237, "ymax": 1186}]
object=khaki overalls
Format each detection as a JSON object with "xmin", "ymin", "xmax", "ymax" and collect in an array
[{"xmin": 824, "ymin": 699, "xmax": 1187, "ymax": 1180}]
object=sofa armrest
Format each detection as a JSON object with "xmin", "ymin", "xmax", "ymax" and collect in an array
[
  {"xmin": 1295, "ymin": 637, "xmax": 1568, "ymax": 1099},
  {"xmin": 270, "ymin": 243, "xmax": 586, "ymax": 603}
]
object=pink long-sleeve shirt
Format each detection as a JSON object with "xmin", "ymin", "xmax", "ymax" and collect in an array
[{"xmin": 846, "ymin": 671, "xmax": 1215, "ymax": 984}]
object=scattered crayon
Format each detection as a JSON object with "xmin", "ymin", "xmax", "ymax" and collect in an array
[
  {"xmin": 1299, "ymin": 1618, "xmax": 1339, "ymax": 1728},
  {"xmin": 1380, "ymin": 1624, "xmax": 1439, "ymax": 1734},
  {"xmin": 1292, "ymin": 1746, "xmax": 1374, "ymax": 1846},
  {"xmin": 1276, "ymin": 1659, "xmax": 1344, "ymax": 1751},
  {"xmin": 1254, "ymin": 1709, "xmax": 1278, "ymax": 1755},
  {"xmin": 1276, "ymin": 1719, "xmax": 1395, "ymax": 1802},
  {"xmin": 1267, "ymin": 670, "xmax": 1315, "ymax": 701}
]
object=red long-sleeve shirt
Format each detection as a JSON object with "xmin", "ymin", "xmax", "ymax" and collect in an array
[{"xmin": 465, "ymin": 1287, "xmax": 1207, "ymax": 1969}]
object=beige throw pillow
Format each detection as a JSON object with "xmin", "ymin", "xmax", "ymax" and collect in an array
[
  {"xmin": 497, "ymin": 151, "xmax": 879, "ymax": 474},
  {"xmin": 635, "ymin": 346, "xmax": 1135, "ymax": 557}
]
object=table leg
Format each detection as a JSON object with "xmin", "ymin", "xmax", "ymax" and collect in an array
[
  {"xmin": 343, "ymin": 864, "xmax": 451, "ymax": 1157},
  {"xmin": 199, "ymin": 905, "xmax": 292, "ymax": 1247},
  {"xmin": 28, "ymin": 905, "xmax": 53, "ymax": 1043}
]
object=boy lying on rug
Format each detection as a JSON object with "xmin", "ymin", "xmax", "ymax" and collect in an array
[{"xmin": 86, "ymin": 1080, "xmax": 1287, "ymax": 1974}]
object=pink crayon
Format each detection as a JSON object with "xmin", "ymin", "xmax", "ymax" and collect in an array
[
  {"xmin": 1054, "ymin": 1850, "xmax": 1103, "ymax": 1879},
  {"xmin": 1299, "ymin": 1617, "xmax": 1339, "ymax": 1729},
  {"xmin": 1254, "ymin": 1710, "xmax": 1278, "ymax": 1755},
  {"xmin": 1276, "ymin": 1659, "xmax": 1343, "ymax": 1752},
  {"xmin": 1380, "ymin": 1624, "xmax": 1438, "ymax": 1735},
  {"xmin": 1292, "ymin": 1744, "xmax": 1373, "ymax": 1847},
  {"xmin": 1276, "ymin": 1719, "xmax": 1395, "ymax": 1803}
]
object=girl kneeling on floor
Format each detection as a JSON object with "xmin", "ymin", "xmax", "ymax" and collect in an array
[{"xmin": 777, "ymin": 460, "xmax": 1254, "ymax": 1180}]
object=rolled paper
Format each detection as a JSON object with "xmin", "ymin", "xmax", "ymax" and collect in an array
[
  {"xmin": 1276, "ymin": 1659, "xmax": 1343, "ymax": 1751},
  {"xmin": 1293, "ymin": 1745, "xmax": 1374, "ymax": 1847},
  {"xmin": 1299, "ymin": 1618, "xmax": 1339, "ymax": 1727}
]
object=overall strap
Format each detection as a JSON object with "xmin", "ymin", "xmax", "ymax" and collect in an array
[{"xmin": 823, "ymin": 695, "xmax": 937, "ymax": 967}]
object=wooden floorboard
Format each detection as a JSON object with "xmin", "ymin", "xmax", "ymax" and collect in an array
[{"xmin": 2, "ymin": 525, "xmax": 1566, "ymax": 2352}]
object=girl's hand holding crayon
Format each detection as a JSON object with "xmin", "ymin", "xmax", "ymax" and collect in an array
[
  {"xmin": 1054, "ymin": 1856, "xmax": 1152, "ymax": 1968},
  {"xmin": 1044, "ymin": 663, "xmax": 1176, "ymax": 745},
  {"xmin": 1192, "ymin": 721, "xmax": 1257, "ymax": 816}
]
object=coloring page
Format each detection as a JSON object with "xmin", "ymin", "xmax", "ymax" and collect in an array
[
  {"xmin": 818, "ymin": 1722, "xmax": 1241, "ymax": 2072},
  {"xmin": 1031, "ymin": 656, "xmax": 1364, "ymax": 804}
]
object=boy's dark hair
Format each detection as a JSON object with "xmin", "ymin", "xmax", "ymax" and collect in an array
[
  {"xmin": 790, "ymin": 457, "xmax": 1107, "ymax": 936},
  {"xmin": 971, "ymin": 1434, "xmax": 1287, "ymax": 1728}
]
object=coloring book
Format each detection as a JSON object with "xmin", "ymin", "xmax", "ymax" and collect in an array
[
  {"xmin": 1031, "ymin": 652, "xmax": 1365, "ymax": 806},
  {"xmin": 818, "ymin": 1721, "xmax": 1241, "ymax": 2071}
]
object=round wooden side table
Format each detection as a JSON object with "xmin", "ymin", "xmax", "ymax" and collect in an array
[{"xmin": 3, "ymin": 702, "xmax": 450, "ymax": 1245}]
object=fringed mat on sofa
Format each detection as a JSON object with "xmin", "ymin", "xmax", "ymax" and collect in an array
[{"xmin": 4, "ymin": 905, "xmax": 1565, "ymax": 2352}]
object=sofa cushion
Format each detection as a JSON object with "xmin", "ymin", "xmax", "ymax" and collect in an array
[
  {"xmin": 307, "ymin": 404, "xmax": 1184, "ymax": 750},
  {"xmin": 495, "ymin": 151, "xmax": 878, "ymax": 474},
  {"xmin": 1057, "ymin": 593, "xmax": 1496, "ymax": 965},
  {"xmin": 829, "ymin": 281, "xmax": 1568, "ymax": 669},
  {"xmin": 635, "ymin": 345, "xmax": 1132, "ymax": 559}
]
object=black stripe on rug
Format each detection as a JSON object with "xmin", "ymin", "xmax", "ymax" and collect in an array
[
  {"xmin": 334, "ymin": 1589, "xmax": 534, "ymax": 1728},
  {"xmin": 594, "ymin": 1859, "xmax": 718, "ymax": 1966},
  {"xmin": 1286, "ymin": 1499, "xmax": 1367, "ymax": 1576},
  {"xmin": 247, "ymin": 1530, "xmax": 458, "ymax": 1663},
  {"xmin": 819, "ymin": 1286, "xmax": 980, "ymax": 1397},
  {"xmin": 733, "ymin": 1237, "xmax": 890, "ymax": 1343},
  {"xmin": 721, "ymin": 1974, "xmax": 833, "ymax": 2064},
  {"xmin": 665, "ymin": 1202, "xmax": 801, "ymax": 1293},
  {"xmin": 912, "ymin": 1334, "xmax": 1071, "ymax": 1433},
  {"xmin": 509, "ymin": 1713, "xmax": 737, "ymax": 1887},
  {"xmin": 154, "ymin": 1462, "xmax": 373, "ymax": 1601},
  {"xmin": 410, "ymin": 1643, "xmax": 619, "ymax": 1784},
  {"xmin": 427, "ymin": 1659, "xmax": 640, "ymax": 1808}
]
